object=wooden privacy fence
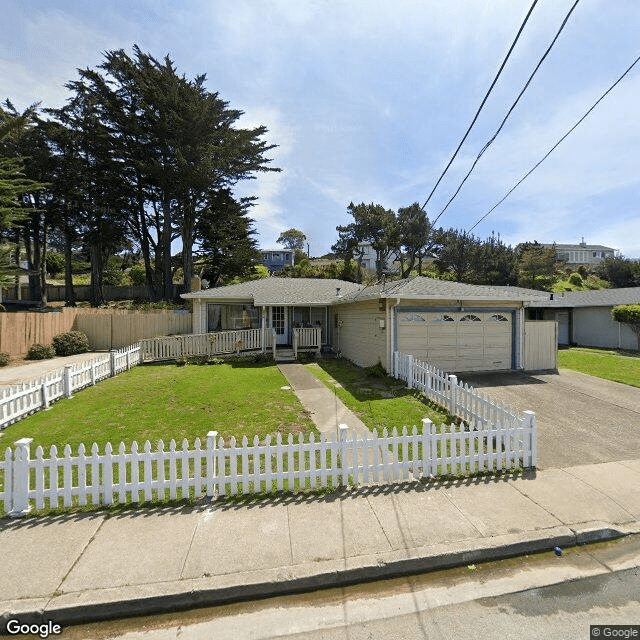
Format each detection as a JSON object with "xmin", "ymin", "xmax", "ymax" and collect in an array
[
  {"xmin": 0, "ymin": 308, "xmax": 192, "ymax": 355},
  {"xmin": 1, "ymin": 417, "xmax": 536, "ymax": 516},
  {"xmin": 393, "ymin": 351, "xmax": 527, "ymax": 431},
  {"xmin": 75, "ymin": 310, "xmax": 192, "ymax": 350},
  {"xmin": 0, "ymin": 344, "xmax": 142, "ymax": 430}
]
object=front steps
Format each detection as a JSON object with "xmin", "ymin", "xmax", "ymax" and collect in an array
[{"xmin": 274, "ymin": 348, "xmax": 296, "ymax": 363}]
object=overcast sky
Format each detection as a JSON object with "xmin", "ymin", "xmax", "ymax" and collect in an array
[{"xmin": 3, "ymin": 0, "xmax": 640, "ymax": 257}]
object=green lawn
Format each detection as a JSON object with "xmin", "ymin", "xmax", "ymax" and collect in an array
[
  {"xmin": 1, "ymin": 361, "xmax": 318, "ymax": 453},
  {"xmin": 304, "ymin": 359, "xmax": 450, "ymax": 433},
  {"xmin": 558, "ymin": 347, "xmax": 640, "ymax": 388}
]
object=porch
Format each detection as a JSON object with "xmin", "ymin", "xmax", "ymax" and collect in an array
[{"xmin": 140, "ymin": 326, "xmax": 323, "ymax": 362}]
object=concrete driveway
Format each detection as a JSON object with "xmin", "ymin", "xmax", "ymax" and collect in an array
[{"xmin": 460, "ymin": 369, "xmax": 640, "ymax": 469}]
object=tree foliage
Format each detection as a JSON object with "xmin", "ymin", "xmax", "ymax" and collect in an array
[
  {"xmin": 612, "ymin": 304, "xmax": 640, "ymax": 350},
  {"xmin": 277, "ymin": 228, "xmax": 306, "ymax": 252},
  {"xmin": 1, "ymin": 45, "xmax": 279, "ymax": 306},
  {"xmin": 595, "ymin": 256, "xmax": 640, "ymax": 288}
]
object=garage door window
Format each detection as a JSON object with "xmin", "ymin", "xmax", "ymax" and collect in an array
[
  {"xmin": 432, "ymin": 314, "xmax": 455, "ymax": 322},
  {"xmin": 460, "ymin": 314, "xmax": 481, "ymax": 322},
  {"xmin": 488, "ymin": 314, "xmax": 509, "ymax": 322}
]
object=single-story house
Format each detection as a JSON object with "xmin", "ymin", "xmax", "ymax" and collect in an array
[
  {"xmin": 182, "ymin": 276, "xmax": 557, "ymax": 373},
  {"xmin": 527, "ymin": 287, "xmax": 640, "ymax": 350}
]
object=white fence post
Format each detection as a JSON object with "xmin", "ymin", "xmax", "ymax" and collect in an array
[
  {"xmin": 90, "ymin": 361, "xmax": 97, "ymax": 386},
  {"xmin": 422, "ymin": 418, "xmax": 433, "ymax": 477},
  {"xmin": 523, "ymin": 410, "xmax": 537, "ymax": 468},
  {"xmin": 40, "ymin": 381, "xmax": 49, "ymax": 409},
  {"xmin": 110, "ymin": 350, "xmax": 117, "ymax": 377},
  {"xmin": 64, "ymin": 365, "xmax": 74, "ymax": 399},
  {"xmin": 9, "ymin": 438, "xmax": 32, "ymax": 517},
  {"xmin": 125, "ymin": 350, "xmax": 131, "ymax": 370},
  {"xmin": 206, "ymin": 430, "xmax": 218, "ymax": 498},
  {"xmin": 338, "ymin": 423, "xmax": 349, "ymax": 486},
  {"xmin": 407, "ymin": 354, "xmax": 414, "ymax": 389},
  {"xmin": 448, "ymin": 375, "xmax": 457, "ymax": 416}
]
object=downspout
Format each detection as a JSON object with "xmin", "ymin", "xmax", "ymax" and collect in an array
[
  {"xmin": 388, "ymin": 297, "xmax": 401, "ymax": 375},
  {"xmin": 517, "ymin": 305, "xmax": 525, "ymax": 370}
]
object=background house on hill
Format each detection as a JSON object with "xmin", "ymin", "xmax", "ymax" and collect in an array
[
  {"xmin": 259, "ymin": 249, "xmax": 295, "ymax": 274},
  {"xmin": 542, "ymin": 239, "xmax": 616, "ymax": 267}
]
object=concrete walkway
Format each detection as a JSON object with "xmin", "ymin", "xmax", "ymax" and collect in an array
[
  {"xmin": 277, "ymin": 363, "xmax": 371, "ymax": 437},
  {"xmin": 0, "ymin": 352, "xmax": 107, "ymax": 386},
  {"xmin": 1, "ymin": 459, "xmax": 639, "ymax": 627}
]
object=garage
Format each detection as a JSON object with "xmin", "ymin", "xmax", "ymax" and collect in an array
[{"xmin": 396, "ymin": 310, "xmax": 513, "ymax": 372}]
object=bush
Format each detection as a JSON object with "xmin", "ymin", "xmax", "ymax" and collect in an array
[
  {"xmin": 26, "ymin": 343, "xmax": 55, "ymax": 360},
  {"xmin": 52, "ymin": 331, "xmax": 90, "ymax": 356},
  {"xmin": 0, "ymin": 352, "xmax": 10, "ymax": 366},
  {"xmin": 46, "ymin": 252, "xmax": 65, "ymax": 278},
  {"xmin": 128, "ymin": 263, "xmax": 146, "ymax": 286},
  {"xmin": 568, "ymin": 272, "xmax": 583, "ymax": 286}
]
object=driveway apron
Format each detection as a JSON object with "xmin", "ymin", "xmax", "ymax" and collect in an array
[{"xmin": 460, "ymin": 369, "xmax": 640, "ymax": 469}]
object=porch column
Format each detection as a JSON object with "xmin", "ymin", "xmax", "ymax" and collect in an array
[{"xmin": 261, "ymin": 306, "xmax": 266, "ymax": 353}]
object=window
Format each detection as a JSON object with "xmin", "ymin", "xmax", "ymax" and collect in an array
[
  {"xmin": 208, "ymin": 304, "xmax": 260, "ymax": 331},
  {"xmin": 432, "ymin": 314, "xmax": 455, "ymax": 322},
  {"xmin": 488, "ymin": 314, "xmax": 508, "ymax": 322},
  {"xmin": 460, "ymin": 314, "xmax": 481, "ymax": 322}
]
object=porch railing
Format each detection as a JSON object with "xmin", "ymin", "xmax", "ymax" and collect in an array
[
  {"xmin": 292, "ymin": 327, "xmax": 322, "ymax": 358},
  {"xmin": 140, "ymin": 329, "xmax": 269, "ymax": 361}
]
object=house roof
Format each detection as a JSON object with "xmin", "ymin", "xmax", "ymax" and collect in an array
[
  {"xmin": 528, "ymin": 287, "xmax": 640, "ymax": 308},
  {"xmin": 181, "ymin": 278, "xmax": 363, "ymax": 306},
  {"xmin": 337, "ymin": 276, "xmax": 550, "ymax": 304},
  {"xmin": 543, "ymin": 243, "xmax": 615, "ymax": 252}
]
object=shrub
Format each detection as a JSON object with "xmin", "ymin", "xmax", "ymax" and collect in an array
[
  {"xmin": 0, "ymin": 352, "xmax": 10, "ymax": 366},
  {"xmin": 128, "ymin": 263, "xmax": 146, "ymax": 286},
  {"xmin": 26, "ymin": 343, "xmax": 55, "ymax": 360},
  {"xmin": 568, "ymin": 272, "xmax": 583, "ymax": 286},
  {"xmin": 52, "ymin": 331, "xmax": 90, "ymax": 356}
]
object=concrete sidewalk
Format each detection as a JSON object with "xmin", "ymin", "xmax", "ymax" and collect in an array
[{"xmin": 1, "ymin": 459, "xmax": 639, "ymax": 627}]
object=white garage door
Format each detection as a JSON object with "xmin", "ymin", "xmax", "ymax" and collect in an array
[{"xmin": 397, "ymin": 311, "xmax": 513, "ymax": 372}]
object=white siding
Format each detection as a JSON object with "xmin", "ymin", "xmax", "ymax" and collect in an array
[
  {"xmin": 334, "ymin": 300, "xmax": 388, "ymax": 369},
  {"xmin": 573, "ymin": 307, "xmax": 637, "ymax": 350}
]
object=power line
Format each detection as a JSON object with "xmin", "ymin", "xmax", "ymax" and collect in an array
[
  {"xmin": 469, "ymin": 53, "xmax": 640, "ymax": 232},
  {"xmin": 433, "ymin": 0, "xmax": 581, "ymax": 226},
  {"xmin": 420, "ymin": 0, "xmax": 540, "ymax": 213}
]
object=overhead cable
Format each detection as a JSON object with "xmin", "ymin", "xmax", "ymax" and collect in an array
[
  {"xmin": 469, "ymin": 53, "xmax": 640, "ymax": 232},
  {"xmin": 432, "ymin": 0, "xmax": 581, "ymax": 226},
  {"xmin": 420, "ymin": 0, "xmax": 540, "ymax": 212}
]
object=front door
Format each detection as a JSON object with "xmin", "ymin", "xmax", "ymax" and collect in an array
[{"xmin": 271, "ymin": 306, "xmax": 289, "ymax": 345}]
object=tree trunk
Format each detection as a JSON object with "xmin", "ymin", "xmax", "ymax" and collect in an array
[
  {"xmin": 161, "ymin": 194, "xmax": 173, "ymax": 300},
  {"xmin": 63, "ymin": 223, "xmax": 76, "ymax": 307},
  {"xmin": 181, "ymin": 196, "xmax": 194, "ymax": 295},
  {"xmin": 89, "ymin": 240, "xmax": 104, "ymax": 307}
]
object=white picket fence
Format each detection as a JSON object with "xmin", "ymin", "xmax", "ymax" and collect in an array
[
  {"xmin": 0, "ymin": 344, "xmax": 142, "ymax": 430},
  {"xmin": 1, "ymin": 417, "xmax": 536, "ymax": 516},
  {"xmin": 140, "ymin": 329, "xmax": 271, "ymax": 361},
  {"xmin": 393, "ymin": 352, "xmax": 525, "ymax": 431}
]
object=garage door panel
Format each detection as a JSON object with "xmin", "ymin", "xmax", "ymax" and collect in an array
[{"xmin": 397, "ymin": 310, "xmax": 513, "ymax": 372}]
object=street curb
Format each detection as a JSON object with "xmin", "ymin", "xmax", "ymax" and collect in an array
[{"xmin": 2, "ymin": 524, "xmax": 636, "ymax": 630}]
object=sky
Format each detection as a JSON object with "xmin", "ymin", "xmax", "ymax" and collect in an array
[{"xmin": 3, "ymin": 0, "xmax": 640, "ymax": 257}]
